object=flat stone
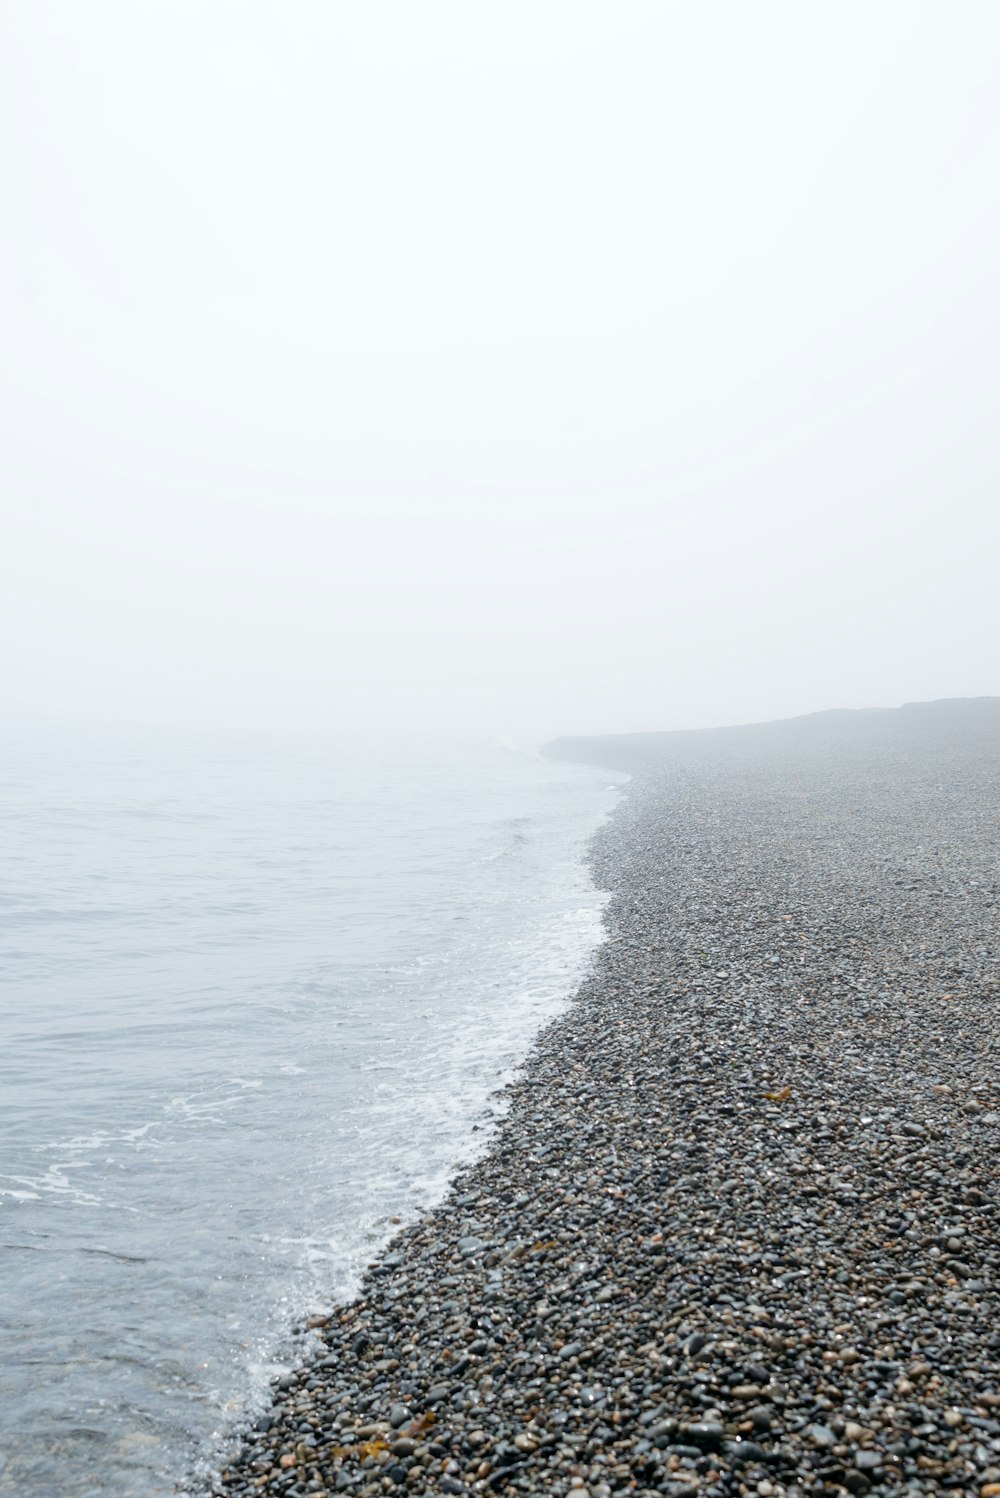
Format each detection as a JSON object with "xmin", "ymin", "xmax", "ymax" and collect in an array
[
  {"xmin": 808, "ymin": 1424, "xmax": 837, "ymax": 1448},
  {"xmin": 681, "ymin": 1421, "xmax": 725, "ymax": 1450}
]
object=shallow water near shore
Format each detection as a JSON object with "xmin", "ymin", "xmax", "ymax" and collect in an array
[{"xmin": 0, "ymin": 728, "xmax": 623, "ymax": 1498}]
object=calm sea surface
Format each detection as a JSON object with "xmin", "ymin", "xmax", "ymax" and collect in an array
[{"xmin": 0, "ymin": 730, "xmax": 622, "ymax": 1497}]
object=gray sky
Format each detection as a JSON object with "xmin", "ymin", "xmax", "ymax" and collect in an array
[{"xmin": 2, "ymin": 1, "xmax": 999, "ymax": 740}]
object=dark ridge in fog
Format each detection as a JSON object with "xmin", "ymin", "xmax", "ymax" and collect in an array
[{"xmin": 543, "ymin": 697, "xmax": 1000, "ymax": 771}]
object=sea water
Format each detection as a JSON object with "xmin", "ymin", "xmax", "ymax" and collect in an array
[{"xmin": 0, "ymin": 728, "xmax": 621, "ymax": 1497}]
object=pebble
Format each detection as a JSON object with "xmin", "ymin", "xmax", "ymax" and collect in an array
[{"xmin": 207, "ymin": 701, "xmax": 1000, "ymax": 1498}]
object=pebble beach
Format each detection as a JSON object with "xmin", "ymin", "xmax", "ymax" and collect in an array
[{"xmin": 210, "ymin": 699, "xmax": 1000, "ymax": 1498}]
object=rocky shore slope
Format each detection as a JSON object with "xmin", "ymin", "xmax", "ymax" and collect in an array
[{"xmin": 210, "ymin": 699, "xmax": 1000, "ymax": 1498}]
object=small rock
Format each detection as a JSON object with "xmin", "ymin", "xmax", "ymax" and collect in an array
[
  {"xmin": 725, "ymin": 1439, "xmax": 770, "ymax": 1464},
  {"xmin": 682, "ymin": 1421, "xmax": 725, "ymax": 1450},
  {"xmin": 808, "ymin": 1424, "xmax": 837, "ymax": 1448}
]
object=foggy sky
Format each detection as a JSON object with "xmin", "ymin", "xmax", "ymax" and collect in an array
[{"xmin": 2, "ymin": 1, "xmax": 999, "ymax": 741}]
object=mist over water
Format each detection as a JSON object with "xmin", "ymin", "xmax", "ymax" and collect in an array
[
  {"xmin": 2, "ymin": 2, "xmax": 998, "ymax": 737},
  {"xmin": 0, "ymin": 730, "xmax": 623, "ymax": 1497}
]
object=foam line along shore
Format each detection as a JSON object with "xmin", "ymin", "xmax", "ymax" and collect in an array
[{"xmin": 207, "ymin": 699, "xmax": 1000, "ymax": 1498}]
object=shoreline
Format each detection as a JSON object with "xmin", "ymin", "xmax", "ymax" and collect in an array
[{"xmin": 209, "ymin": 700, "xmax": 1000, "ymax": 1498}]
